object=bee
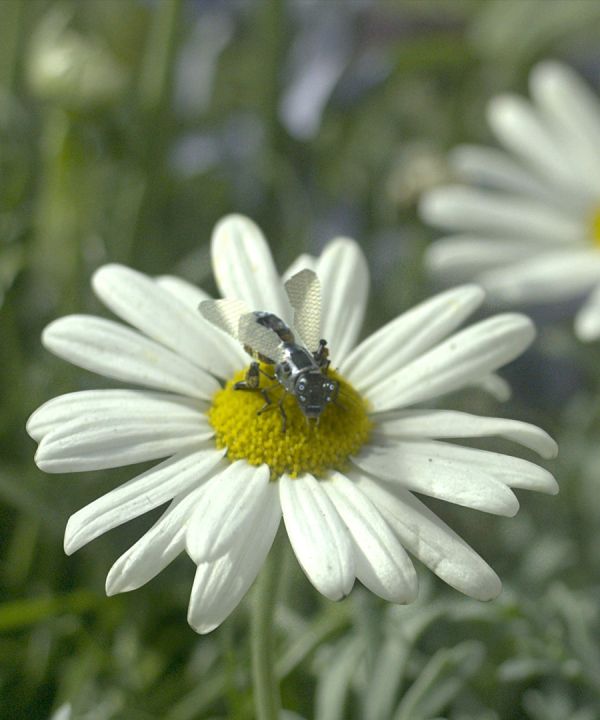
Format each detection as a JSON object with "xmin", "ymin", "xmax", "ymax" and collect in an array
[{"xmin": 199, "ymin": 269, "xmax": 339, "ymax": 431}]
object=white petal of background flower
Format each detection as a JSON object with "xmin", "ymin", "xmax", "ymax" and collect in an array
[
  {"xmin": 27, "ymin": 389, "xmax": 207, "ymax": 442},
  {"xmin": 43, "ymin": 315, "xmax": 220, "ymax": 399},
  {"xmin": 65, "ymin": 447, "xmax": 225, "ymax": 554},
  {"xmin": 323, "ymin": 473, "xmax": 418, "ymax": 603},
  {"xmin": 341, "ymin": 284, "xmax": 484, "ymax": 392},
  {"xmin": 353, "ymin": 442, "xmax": 520, "ymax": 516},
  {"xmin": 365, "ymin": 313, "xmax": 534, "ymax": 412},
  {"xmin": 420, "ymin": 186, "xmax": 584, "ymax": 243},
  {"xmin": 373, "ymin": 409, "xmax": 558, "ymax": 458},
  {"xmin": 186, "ymin": 462, "xmax": 270, "ymax": 563},
  {"xmin": 479, "ymin": 251, "xmax": 600, "ymax": 302},
  {"xmin": 450, "ymin": 144, "xmax": 561, "ymax": 204},
  {"xmin": 280, "ymin": 473, "xmax": 355, "ymax": 601},
  {"xmin": 187, "ymin": 483, "xmax": 281, "ymax": 634},
  {"xmin": 425, "ymin": 235, "xmax": 540, "ymax": 281},
  {"xmin": 315, "ymin": 238, "xmax": 369, "ymax": 362},
  {"xmin": 575, "ymin": 283, "xmax": 600, "ymax": 341},
  {"xmin": 355, "ymin": 472, "xmax": 502, "ymax": 601},
  {"xmin": 93, "ymin": 264, "xmax": 242, "ymax": 378},
  {"xmin": 530, "ymin": 62, "xmax": 600, "ymax": 195},
  {"xmin": 211, "ymin": 214, "xmax": 292, "ymax": 321},
  {"xmin": 487, "ymin": 94, "xmax": 583, "ymax": 193}
]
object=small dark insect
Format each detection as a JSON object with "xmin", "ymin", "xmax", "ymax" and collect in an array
[{"xmin": 199, "ymin": 269, "xmax": 339, "ymax": 431}]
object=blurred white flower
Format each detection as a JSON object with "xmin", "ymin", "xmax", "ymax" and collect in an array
[
  {"xmin": 420, "ymin": 60, "xmax": 600, "ymax": 341},
  {"xmin": 28, "ymin": 215, "xmax": 557, "ymax": 634}
]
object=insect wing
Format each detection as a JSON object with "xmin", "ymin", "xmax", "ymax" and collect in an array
[
  {"xmin": 238, "ymin": 313, "xmax": 286, "ymax": 363},
  {"xmin": 199, "ymin": 298, "xmax": 250, "ymax": 340},
  {"xmin": 284, "ymin": 269, "xmax": 321, "ymax": 353}
]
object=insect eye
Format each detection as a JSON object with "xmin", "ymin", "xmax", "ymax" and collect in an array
[{"xmin": 298, "ymin": 382, "xmax": 306, "ymax": 391}]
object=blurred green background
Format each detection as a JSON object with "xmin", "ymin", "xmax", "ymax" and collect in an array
[{"xmin": 2, "ymin": 1, "xmax": 600, "ymax": 718}]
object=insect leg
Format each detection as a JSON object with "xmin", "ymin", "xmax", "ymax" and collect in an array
[
  {"xmin": 314, "ymin": 339, "xmax": 330, "ymax": 370},
  {"xmin": 234, "ymin": 361, "xmax": 260, "ymax": 391},
  {"xmin": 256, "ymin": 384, "xmax": 280, "ymax": 415},
  {"xmin": 256, "ymin": 386, "xmax": 288, "ymax": 432}
]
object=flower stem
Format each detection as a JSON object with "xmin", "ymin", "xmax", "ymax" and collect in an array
[{"xmin": 250, "ymin": 531, "xmax": 284, "ymax": 720}]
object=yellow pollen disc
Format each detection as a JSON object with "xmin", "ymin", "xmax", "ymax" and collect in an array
[
  {"xmin": 208, "ymin": 365, "xmax": 372, "ymax": 479},
  {"xmin": 591, "ymin": 208, "xmax": 600, "ymax": 247}
]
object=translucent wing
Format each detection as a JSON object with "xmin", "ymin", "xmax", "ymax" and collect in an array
[
  {"xmin": 238, "ymin": 313, "xmax": 286, "ymax": 364},
  {"xmin": 284, "ymin": 269, "xmax": 321, "ymax": 352},
  {"xmin": 199, "ymin": 299, "xmax": 250, "ymax": 340}
]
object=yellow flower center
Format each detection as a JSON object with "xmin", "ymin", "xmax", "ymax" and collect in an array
[
  {"xmin": 591, "ymin": 208, "xmax": 600, "ymax": 247},
  {"xmin": 208, "ymin": 365, "xmax": 371, "ymax": 479}
]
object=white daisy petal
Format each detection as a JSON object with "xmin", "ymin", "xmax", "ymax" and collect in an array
[
  {"xmin": 360, "ymin": 439, "xmax": 558, "ymax": 495},
  {"xmin": 187, "ymin": 483, "xmax": 281, "ymax": 634},
  {"xmin": 353, "ymin": 442, "xmax": 520, "ymax": 516},
  {"xmin": 27, "ymin": 389, "xmax": 207, "ymax": 442},
  {"xmin": 211, "ymin": 214, "xmax": 291, "ymax": 320},
  {"xmin": 106, "ymin": 481, "xmax": 212, "ymax": 595},
  {"xmin": 156, "ymin": 275, "xmax": 248, "ymax": 369},
  {"xmin": 471, "ymin": 373, "xmax": 511, "ymax": 402},
  {"xmin": 355, "ymin": 472, "xmax": 502, "ymax": 601},
  {"xmin": 155, "ymin": 274, "xmax": 211, "ymax": 306},
  {"xmin": 93, "ymin": 264, "xmax": 241, "ymax": 379},
  {"xmin": 323, "ymin": 472, "xmax": 418, "ymax": 603},
  {"xmin": 487, "ymin": 94, "xmax": 581, "ymax": 192},
  {"xmin": 279, "ymin": 473, "xmax": 354, "ymax": 600},
  {"xmin": 575, "ymin": 283, "xmax": 600, "ymax": 341},
  {"xmin": 365, "ymin": 313, "xmax": 534, "ymax": 412},
  {"xmin": 316, "ymin": 238, "xmax": 369, "ymax": 362},
  {"xmin": 341, "ymin": 285, "xmax": 484, "ymax": 392},
  {"xmin": 186, "ymin": 462, "xmax": 270, "ymax": 563},
  {"xmin": 65, "ymin": 448, "xmax": 225, "ymax": 554},
  {"xmin": 479, "ymin": 251, "xmax": 600, "ymax": 303},
  {"xmin": 419, "ymin": 186, "xmax": 583, "ymax": 244},
  {"xmin": 530, "ymin": 61, "xmax": 600, "ymax": 195},
  {"xmin": 42, "ymin": 315, "xmax": 220, "ymax": 399},
  {"xmin": 373, "ymin": 409, "xmax": 558, "ymax": 458},
  {"xmin": 425, "ymin": 235, "xmax": 540, "ymax": 281},
  {"xmin": 35, "ymin": 412, "xmax": 212, "ymax": 473}
]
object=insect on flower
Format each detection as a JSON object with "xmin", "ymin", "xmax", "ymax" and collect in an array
[{"xmin": 200, "ymin": 269, "xmax": 339, "ymax": 431}]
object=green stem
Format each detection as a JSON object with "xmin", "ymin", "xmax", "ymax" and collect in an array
[
  {"xmin": 138, "ymin": 0, "xmax": 183, "ymax": 115},
  {"xmin": 0, "ymin": 0, "xmax": 22, "ymax": 93},
  {"xmin": 251, "ymin": 531, "xmax": 284, "ymax": 720}
]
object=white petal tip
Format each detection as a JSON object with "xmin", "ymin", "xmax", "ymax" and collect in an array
[
  {"xmin": 477, "ymin": 580, "xmax": 502, "ymax": 602},
  {"xmin": 530, "ymin": 60, "xmax": 570, "ymax": 93},
  {"xmin": 105, "ymin": 566, "xmax": 137, "ymax": 596},
  {"xmin": 212, "ymin": 213, "xmax": 256, "ymax": 238},
  {"xmin": 105, "ymin": 577, "xmax": 122, "ymax": 596},
  {"xmin": 575, "ymin": 315, "xmax": 600, "ymax": 343},
  {"xmin": 187, "ymin": 614, "xmax": 220, "ymax": 635},
  {"xmin": 486, "ymin": 94, "xmax": 520, "ymax": 125},
  {"xmin": 541, "ymin": 474, "xmax": 560, "ymax": 496},
  {"xmin": 542, "ymin": 439, "xmax": 559, "ymax": 460}
]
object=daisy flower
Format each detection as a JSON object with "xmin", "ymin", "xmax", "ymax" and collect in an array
[
  {"xmin": 420, "ymin": 60, "xmax": 600, "ymax": 341},
  {"xmin": 27, "ymin": 214, "xmax": 557, "ymax": 634}
]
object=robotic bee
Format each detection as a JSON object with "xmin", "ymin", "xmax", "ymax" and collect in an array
[{"xmin": 199, "ymin": 269, "xmax": 339, "ymax": 431}]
